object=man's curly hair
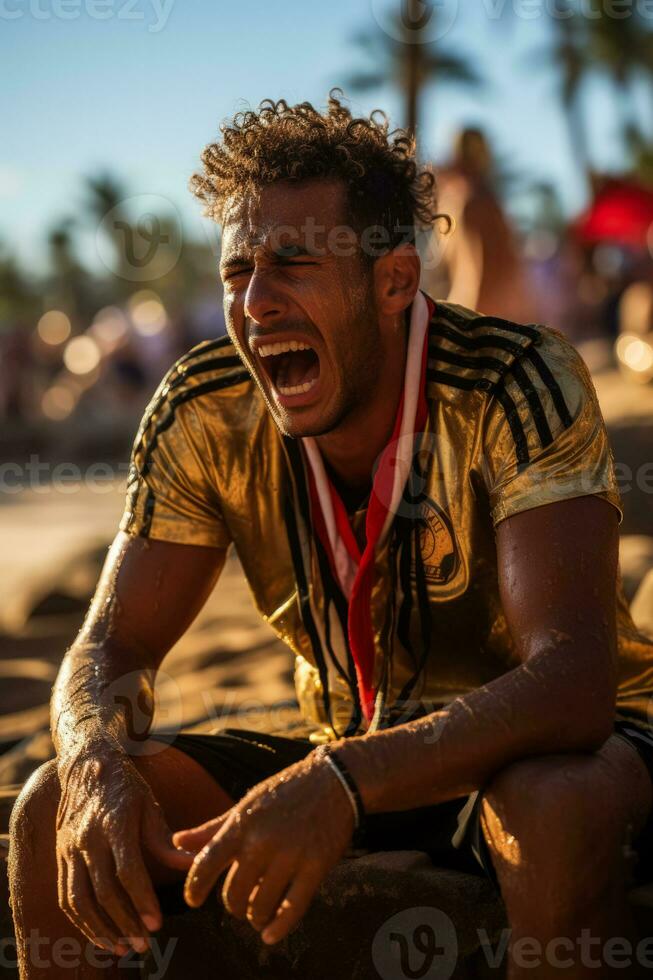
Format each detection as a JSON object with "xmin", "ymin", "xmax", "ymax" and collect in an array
[{"xmin": 190, "ymin": 90, "xmax": 447, "ymax": 255}]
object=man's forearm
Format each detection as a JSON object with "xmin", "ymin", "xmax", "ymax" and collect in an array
[
  {"xmin": 51, "ymin": 636, "xmax": 155, "ymax": 767},
  {"xmin": 335, "ymin": 643, "xmax": 616, "ymax": 814}
]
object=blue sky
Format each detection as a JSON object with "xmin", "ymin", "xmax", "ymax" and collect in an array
[{"xmin": 0, "ymin": 0, "xmax": 642, "ymax": 273}]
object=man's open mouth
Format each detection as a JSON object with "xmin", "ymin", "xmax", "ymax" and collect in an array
[{"xmin": 256, "ymin": 339, "xmax": 321, "ymax": 397}]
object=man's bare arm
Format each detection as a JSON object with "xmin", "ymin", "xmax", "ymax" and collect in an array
[
  {"xmin": 52, "ymin": 531, "xmax": 226, "ymax": 763},
  {"xmin": 337, "ymin": 495, "xmax": 619, "ymax": 813},
  {"xmin": 49, "ymin": 531, "xmax": 226, "ymax": 953}
]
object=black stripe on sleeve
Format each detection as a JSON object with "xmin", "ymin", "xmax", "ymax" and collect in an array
[
  {"xmin": 494, "ymin": 382, "xmax": 530, "ymax": 468},
  {"xmin": 168, "ymin": 355, "xmax": 245, "ymax": 389},
  {"xmin": 426, "ymin": 369, "xmax": 480, "ymax": 391},
  {"xmin": 510, "ymin": 360, "xmax": 554, "ymax": 448},
  {"xmin": 428, "ymin": 345, "xmax": 508, "ymax": 375},
  {"xmin": 141, "ymin": 487, "xmax": 156, "ymax": 537},
  {"xmin": 176, "ymin": 335, "xmax": 233, "ymax": 366},
  {"xmin": 527, "ymin": 347, "xmax": 574, "ymax": 429},
  {"xmin": 129, "ymin": 369, "xmax": 250, "ymax": 532},
  {"xmin": 430, "ymin": 321, "xmax": 525, "ymax": 356},
  {"xmin": 139, "ymin": 371, "xmax": 251, "ymax": 477},
  {"xmin": 441, "ymin": 307, "xmax": 541, "ymax": 342}
]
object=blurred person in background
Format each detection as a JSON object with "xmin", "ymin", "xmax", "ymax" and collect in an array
[{"xmin": 424, "ymin": 127, "xmax": 534, "ymax": 324}]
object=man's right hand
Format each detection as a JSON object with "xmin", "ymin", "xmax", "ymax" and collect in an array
[{"xmin": 55, "ymin": 741, "xmax": 193, "ymax": 955}]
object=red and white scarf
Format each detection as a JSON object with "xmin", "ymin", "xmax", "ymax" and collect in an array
[{"xmin": 302, "ymin": 291, "xmax": 432, "ymax": 724}]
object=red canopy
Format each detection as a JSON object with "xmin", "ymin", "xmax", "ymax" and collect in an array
[{"xmin": 574, "ymin": 179, "xmax": 653, "ymax": 249}]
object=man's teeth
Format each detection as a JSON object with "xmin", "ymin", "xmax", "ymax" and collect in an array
[
  {"xmin": 258, "ymin": 340, "xmax": 313, "ymax": 357},
  {"xmin": 277, "ymin": 378, "xmax": 317, "ymax": 396}
]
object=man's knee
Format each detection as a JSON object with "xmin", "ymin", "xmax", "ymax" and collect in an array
[
  {"xmin": 9, "ymin": 759, "xmax": 60, "ymax": 859},
  {"xmin": 480, "ymin": 753, "xmax": 623, "ymax": 895}
]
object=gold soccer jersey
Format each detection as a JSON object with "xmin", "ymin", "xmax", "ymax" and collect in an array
[{"xmin": 121, "ymin": 299, "xmax": 653, "ymax": 742}]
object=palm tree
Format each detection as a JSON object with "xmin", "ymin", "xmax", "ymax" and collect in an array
[
  {"xmin": 554, "ymin": 14, "xmax": 594, "ymax": 184},
  {"xmin": 531, "ymin": 6, "xmax": 594, "ymax": 191},
  {"xmin": 84, "ymin": 173, "xmax": 133, "ymax": 287},
  {"xmin": 46, "ymin": 218, "xmax": 90, "ymax": 321},
  {"xmin": 586, "ymin": 8, "xmax": 653, "ymax": 136},
  {"xmin": 346, "ymin": 0, "xmax": 481, "ymax": 139},
  {"xmin": 84, "ymin": 173, "xmax": 128, "ymax": 226},
  {"xmin": 0, "ymin": 241, "xmax": 38, "ymax": 324}
]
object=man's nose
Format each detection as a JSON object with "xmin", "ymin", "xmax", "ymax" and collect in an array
[{"xmin": 244, "ymin": 269, "xmax": 287, "ymax": 327}]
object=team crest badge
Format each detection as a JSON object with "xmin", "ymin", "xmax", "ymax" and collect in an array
[{"xmin": 413, "ymin": 496, "xmax": 459, "ymax": 585}]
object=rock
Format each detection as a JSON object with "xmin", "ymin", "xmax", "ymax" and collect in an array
[{"xmin": 143, "ymin": 851, "xmax": 508, "ymax": 980}]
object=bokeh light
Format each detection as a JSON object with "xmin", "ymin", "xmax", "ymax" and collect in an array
[
  {"xmin": 41, "ymin": 384, "xmax": 76, "ymax": 421},
  {"xmin": 37, "ymin": 310, "xmax": 71, "ymax": 346},
  {"xmin": 616, "ymin": 333, "xmax": 653, "ymax": 383},
  {"xmin": 128, "ymin": 291, "xmax": 167, "ymax": 337},
  {"xmin": 90, "ymin": 307, "xmax": 129, "ymax": 349},
  {"xmin": 63, "ymin": 335, "xmax": 102, "ymax": 375},
  {"xmin": 618, "ymin": 283, "xmax": 653, "ymax": 337}
]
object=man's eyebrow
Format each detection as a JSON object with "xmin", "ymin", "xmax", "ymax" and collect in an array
[
  {"xmin": 271, "ymin": 243, "xmax": 320, "ymax": 259},
  {"xmin": 220, "ymin": 252, "xmax": 254, "ymax": 271},
  {"xmin": 221, "ymin": 243, "xmax": 320, "ymax": 270}
]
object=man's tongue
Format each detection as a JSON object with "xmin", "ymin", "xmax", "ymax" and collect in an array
[{"xmin": 275, "ymin": 349, "xmax": 320, "ymax": 390}]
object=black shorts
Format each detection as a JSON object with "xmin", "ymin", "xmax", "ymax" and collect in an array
[{"xmin": 151, "ymin": 720, "xmax": 653, "ymax": 894}]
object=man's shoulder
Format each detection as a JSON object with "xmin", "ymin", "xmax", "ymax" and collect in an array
[
  {"xmin": 162, "ymin": 334, "xmax": 251, "ymax": 399},
  {"xmin": 426, "ymin": 300, "xmax": 581, "ymax": 406},
  {"xmin": 141, "ymin": 335, "xmax": 263, "ymax": 432},
  {"xmin": 425, "ymin": 300, "xmax": 599, "ymax": 478}
]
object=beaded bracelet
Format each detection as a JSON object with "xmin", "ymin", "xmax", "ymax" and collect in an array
[{"xmin": 314, "ymin": 743, "xmax": 367, "ymax": 848}]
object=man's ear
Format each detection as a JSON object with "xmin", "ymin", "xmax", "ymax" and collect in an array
[{"xmin": 373, "ymin": 243, "xmax": 421, "ymax": 317}]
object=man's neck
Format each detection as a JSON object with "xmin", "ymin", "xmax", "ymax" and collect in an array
[{"xmin": 315, "ymin": 329, "xmax": 408, "ymax": 498}]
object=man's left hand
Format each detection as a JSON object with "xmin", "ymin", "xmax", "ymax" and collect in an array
[{"xmin": 172, "ymin": 751, "xmax": 356, "ymax": 944}]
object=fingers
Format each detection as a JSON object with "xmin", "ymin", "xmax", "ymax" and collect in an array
[
  {"xmin": 113, "ymin": 841, "xmax": 164, "ymax": 935},
  {"xmin": 183, "ymin": 817, "xmax": 240, "ymax": 908},
  {"xmin": 221, "ymin": 857, "xmax": 267, "ymax": 920},
  {"xmin": 260, "ymin": 868, "xmax": 323, "ymax": 946},
  {"xmin": 172, "ymin": 811, "xmax": 231, "ymax": 852},
  {"xmin": 83, "ymin": 846, "xmax": 150, "ymax": 954},
  {"xmin": 244, "ymin": 853, "xmax": 297, "ymax": 932},
  {"xmin": 58, "ymin": 853, "xmax": 129, "ymax": 957},
  {"xmin": 142, "ymin": 803, "xmax": 196, "ymax": 872}
]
